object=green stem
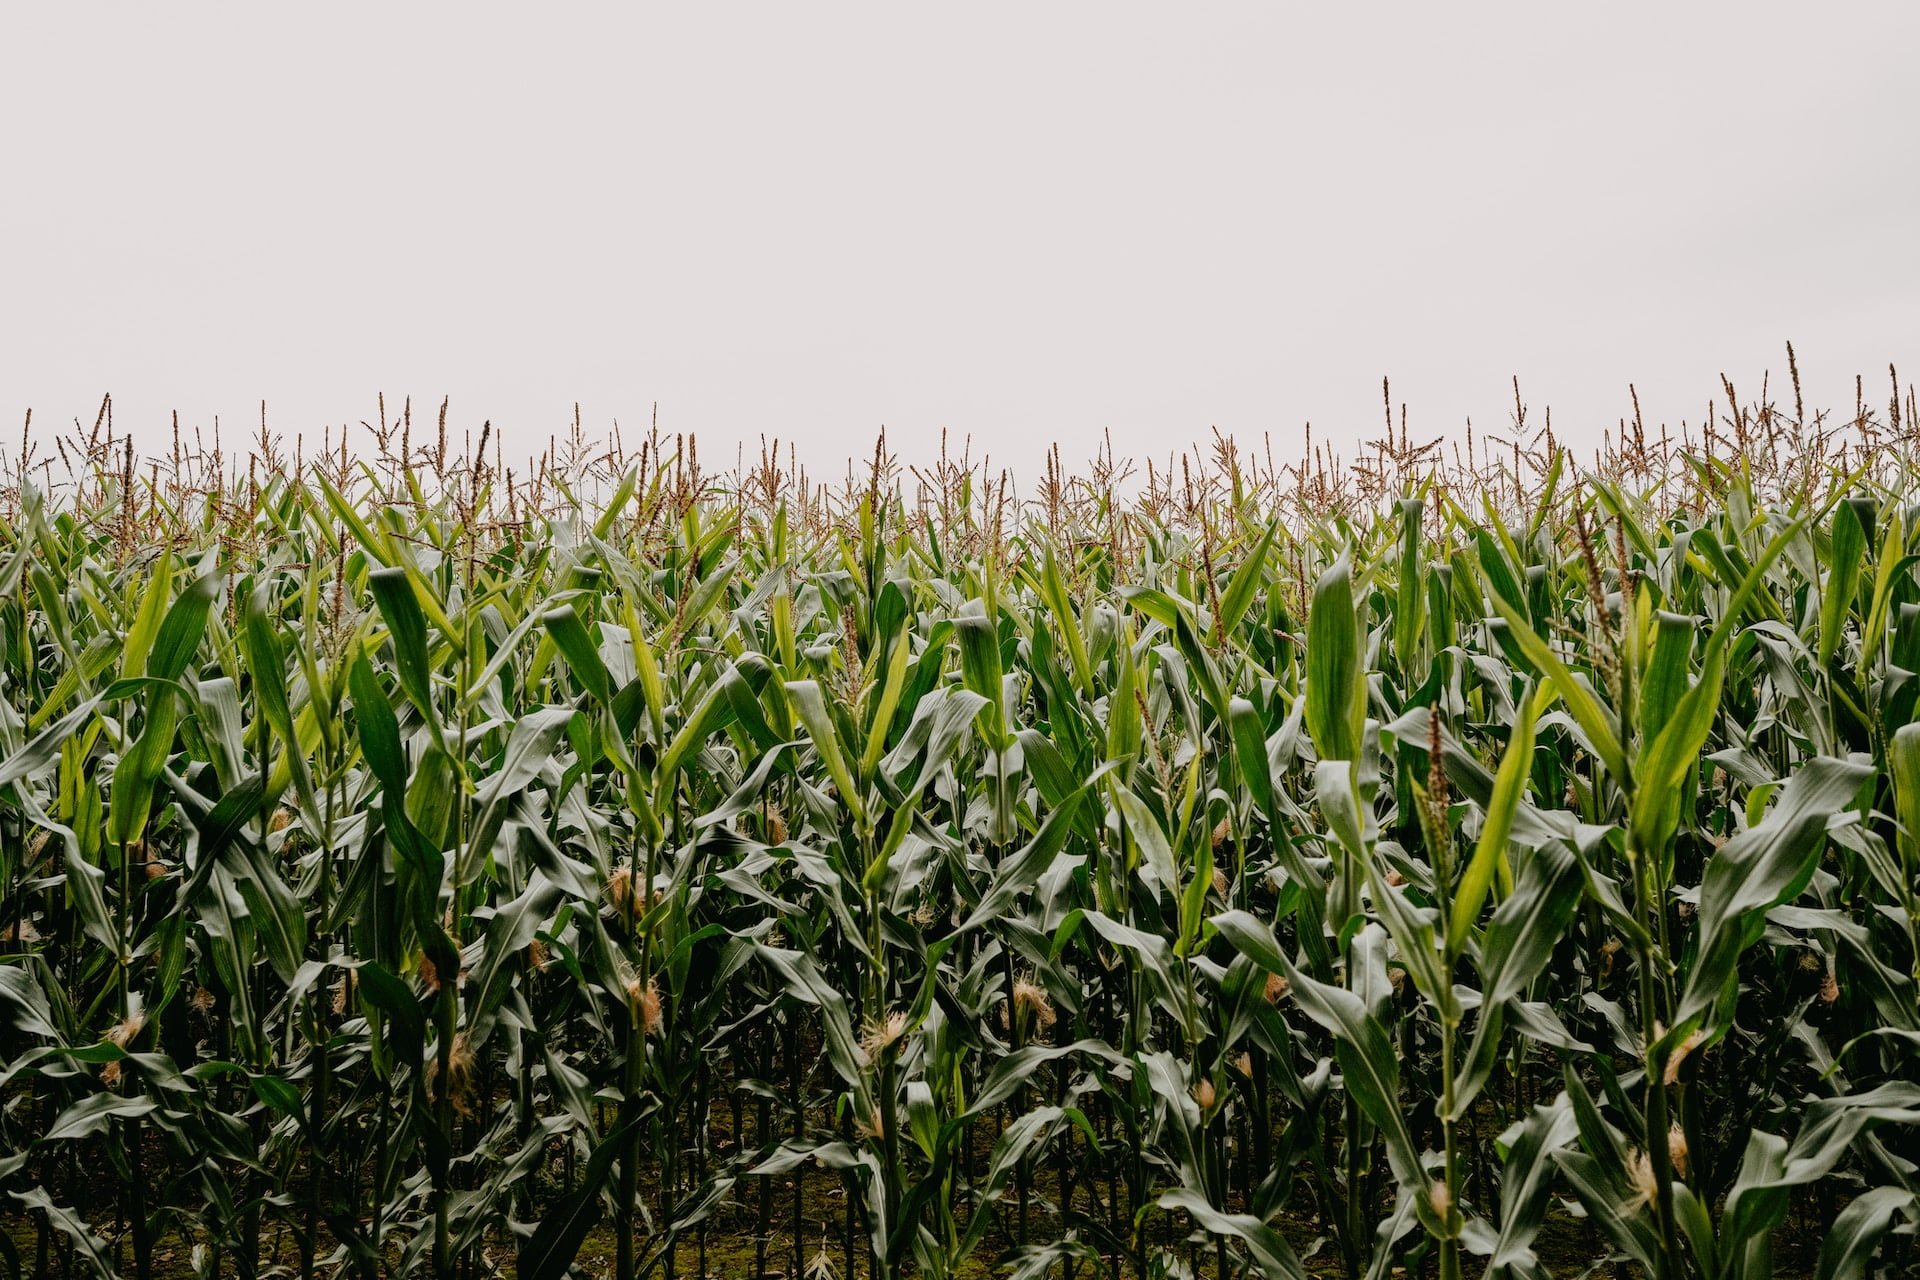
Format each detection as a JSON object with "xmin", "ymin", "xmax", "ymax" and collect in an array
[{"xmin": 1632, "ymin": 842, "xmax": 1684, "ymax": 1280}]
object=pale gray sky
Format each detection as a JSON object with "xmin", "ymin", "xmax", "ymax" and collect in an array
[{"xmin": 3, "ymin": 4, "xmax": 1915, "ymax": 480}]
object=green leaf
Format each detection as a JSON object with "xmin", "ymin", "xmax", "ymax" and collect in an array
[
  {"xmin": 786, "ymin": 679, "xmax": 866, "ymax": 830},
  {"xmin": 542, "ymin": 604, "xmax": 612, "ymax": 704},
  {"xmin": 1305, "ymin": 552, "xmax": 1364, "ymax": 763},
  {"xmin": 1818, "ymin": 496, "xmax": 1868, "ymax": 667},
  {"xmin": 958, "ymin": 770, "xmax": 1105, "ymax": 932},
  {"xmin": 8, "ymin": 1188, "xmax": 116, "ymax": 1278},
  {"xmin": 1215, "ymin": 518, "xmax": 1280, "ymax": 643},
  {"xmin": 1454, "ymin": 844, "xmax": 1585, "ymax": 1116},
  {"xmin": 954, "ymin": 610, "xmax": 1008, "ymax": 746},
  {"xmin": 369, "ymin": 567, "xmax": 438, "ymax": 721},
  {"xmin": 1815, "ymin": 1186, "xmax": 1914, "ymax": 1280},
  {"xmin": 1448, "ymin": 680, "xmax": 1545, "ymax": 948},
  {"xmin": 118, "ymin": 553, "xmax": 176, "ymax": 681},
  {"xmin": 1891, "ymin": 722, "xmax": 1920, "ymax": 868},
  {"xmin": 1393, "ymin": 498, "xmax": 1427, "ymax": 665},
  {"xmin": 659, "ymin": 668, "xmax": 741, "ymax": 783},
  {"xmin": 467, "ymin": 875, "xmax": 564, "ymax": 1044},
  {"xmin": 517, "ymin": 1110, "xmax": 644, "ymax": 1280},
  {"xmin": 1038, "ymin": 545, "xmax": 1094, "ymax": 695},
  {"xmin": 756, "ymin": 945, "xmax": 871, "ymax": 1105},
  {"xmin": 1484, "ymin": 588, "xmax": 1628, "ymax": 784},
  {"xmin": 1676, "ymin": 754, "xmax": 1874, "ymax": 1027},
  {"xmin": 147, "ymin": 568, "xmax": 220, "ymax": 683},
  {"xmin": 1228, "ymin": 698, "xmax": 1276, "ymax": 818},
  {"xmin": 1280, "ymin": 949, "xmax": 1424, "ymax": 1188},
  {"xmin": 348, "ymin": 653, "xmax": 407, "ymax": 796},
  {"xmin": 1159, "ymin": 1187, "xmax": 1307, "ymax": 1280},
  {"xmin": 242, "ymin": 581, "xmax": 315, "ymax": 810},
  {"xmin": 42, "ymin": 1091, "xmax": 158, "ymax": 1143}
]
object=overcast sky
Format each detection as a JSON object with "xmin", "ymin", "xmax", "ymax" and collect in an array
[{"xmin": 3, "ymin": 4, "xmax": 1915, "ymax": 481}]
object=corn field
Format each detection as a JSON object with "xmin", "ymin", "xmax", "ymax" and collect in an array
[{"xmin": 3, "ymin": 373, "xmax": 1920, "ymax": 1280}]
